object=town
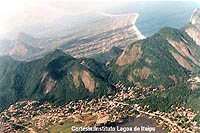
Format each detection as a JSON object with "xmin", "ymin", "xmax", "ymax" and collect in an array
[{"xmin": 0, "ymin": 82, "xmax": 199, "ymax": 132}]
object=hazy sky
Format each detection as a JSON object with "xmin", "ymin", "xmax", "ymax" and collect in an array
[
  {"xmin": 0, "ymin": 0, "xmax": 130, "ymax": 36},
  {"xmin": 0, "ymin": 0, "xmax": 198, "ymax": 37}
]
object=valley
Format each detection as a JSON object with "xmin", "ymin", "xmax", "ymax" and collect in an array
[{"xmin": 0, "ymin": 2, "xmax": 200, "ymax": 133}]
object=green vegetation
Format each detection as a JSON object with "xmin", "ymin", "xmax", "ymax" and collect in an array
[
  {"xmin": 193, "ymin": 115, "xmax": 200, "ymax": 126},
  {"xmin": 186, "ymin": 89, "xmax": 200, "ymax": 112},
  {"xmin": 90, "ymin": 46, "xmax": 123, "ymax": 64},
  {"xmin": 1, "ymin": 26, "xmax": 200, "ymax": 119},
  {"xmin": 109, "ymin": 27, "xmax": 192, "ymax": 88},
  {"xmin": 47, "ymin": 120, "xmax": 83, "ymax": 133},
  {"xmin": 0, "ymin": 49, "xmax": 115, "ymax": 112},
  {"xmin": 41, "ymin": 119, "xmax": 83, "ymax": 133},
  {"xmin": 107, "ymin": 27, "xmax": 200, "ymax": 114},
  {"xmin": 137, "ymin": 83, "xmax": 191, "ymax": 112}
]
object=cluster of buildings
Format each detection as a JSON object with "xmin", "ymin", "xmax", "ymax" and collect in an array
[{"xmin": 0, "ymin": 82, "xmax": 199, "ymax": 132}]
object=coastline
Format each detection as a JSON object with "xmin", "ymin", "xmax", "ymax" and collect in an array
[
  {"xmin": 88, "ymin": 116, "xmax": 166, "ymax": 133},
  {"xmin": 115, "ymin": 116, "xmax": 166, "ymax": 133},
  {"xmin": 132, "ymin": 13, "xmax": 146, "ymax": 40},
  {"xmin": 100, "ymin": 11, "xmax": 146, "ymax": 40}
]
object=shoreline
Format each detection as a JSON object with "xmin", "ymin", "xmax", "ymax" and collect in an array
[
  {"xmin": 100, "ymin": 11, "xmax": 146, "ymax": 40},
  {"xmin": 132, "ymin": 13, "xmax": 146, "ymax": 40},
  {"xmin": 89, "ymin": 116, "xmax": 166, "ymax": 133}
]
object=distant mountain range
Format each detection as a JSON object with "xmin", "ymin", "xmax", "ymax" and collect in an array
[
  {"xmin": 109, "ymin": 8, "xmax": 200, "ymax": 88},
  {"xmin": 0, "ymin": 12, "xmax": 144, "ymax": 60},
  {"xmin": 90, "ymin": 46, "xmax": 123, "ymax": 64},
  {"xmin": 0, "ymin": 8, "xmax": 200, "ymax": 114}
]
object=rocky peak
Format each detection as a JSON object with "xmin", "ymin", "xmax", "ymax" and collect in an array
[
  {"xmin": 9, "ymin": 40, "xmax": 42, "ymax": 58},
  {"xmin": 190, "ymin": 8, "xmax": 200, "ymax": 26},
  {"xmin": 17, "ymin": 32, "xmax": 41, "ymax": 47},
  {"xmin": 9, "ymin": 41, "xmax": 28, "ymax": 57},
  {"xmin": 185, "ymin": 8, "xmax": 200, "ymax": 46},
  {"xmin": 47, "ymin": 49, "xmax": 71, "ymax": 59}
]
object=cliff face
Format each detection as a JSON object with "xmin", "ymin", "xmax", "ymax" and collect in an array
[
  {"xmin": 17, "ymin": 32, "xmax": 42, "ymax": 47},
  {"xmin": 2, "ymin": 12, "xmax": 145, "ymax": 60},
  {"xmin": 0, "ymin": 49, "xmax": 114, "ymax": 112},
  {"xmin": 110, "ymin": 27, "xmax": 200, "ymax": 89},
  {"xmin": 190, "ymin": 8, "xmax": 200, "ymax": 26},
  {"xmin": 9, "ymin": 40, "xmax": 42, "ymax": 58},
  {"xmin": 185, "ymin": 8, "xmax": 200, "ymax": 46},
  {"xmin": 9, "ymin": 41, "xmax": 28, "ymax": 57}
]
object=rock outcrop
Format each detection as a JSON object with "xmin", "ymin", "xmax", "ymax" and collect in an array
[
  {"xmin": 185, "ymin": 8, "xmax": 200, "ymax": 46},
  {"xmin": 110, "ymin": 27, "xmax": 200, "ymax": 89}
]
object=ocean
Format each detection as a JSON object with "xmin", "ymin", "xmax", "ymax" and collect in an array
[{"xmin": 107, "ymin": 0, "xmax": 200, "ymax": 37}]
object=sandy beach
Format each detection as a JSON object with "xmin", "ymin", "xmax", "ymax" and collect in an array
[{"xmin": 101, "ymin": 11, "xmax": 146, "ymax": 40}]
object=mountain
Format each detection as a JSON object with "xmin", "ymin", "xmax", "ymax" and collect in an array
[
  {"xmin": 90, "ymin": 46, "xmax": 123, "ymax": 64},
  {"xmin": 1, "ymin": 12, "xmax": 145, "ymax": 60},
  {"xmin": 185, "ymin": 8, "xmax": 200, "ymax": 46},
  {"xmin": 0, "ymin": 32, "xmax": 46, "ymax": 60},
  {"xmin": 17, "ymin": 32, "xmax": 42, "ymax": 47},
  {"xmin": 5, "ymin": 12, "xmax": 144, "ymax": 59},
  {"xmin": 9, "ymin": 40, "xmax": 43, "ymax": 59},
  {"xmin": 1, "ymin": 8, "xmax": 200, "ymax": 133},
  {"xmin": 0, "ymin": 49, "xmax": 114, "ymax": 112},
  {"xmin": 109, "ymin": 26, "xmax": 200, "ymax": 89}
]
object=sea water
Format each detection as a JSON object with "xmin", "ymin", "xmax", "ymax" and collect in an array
[{"xmin": 107, "ymin": 0, "xmax": 200, "ymax": 37}]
